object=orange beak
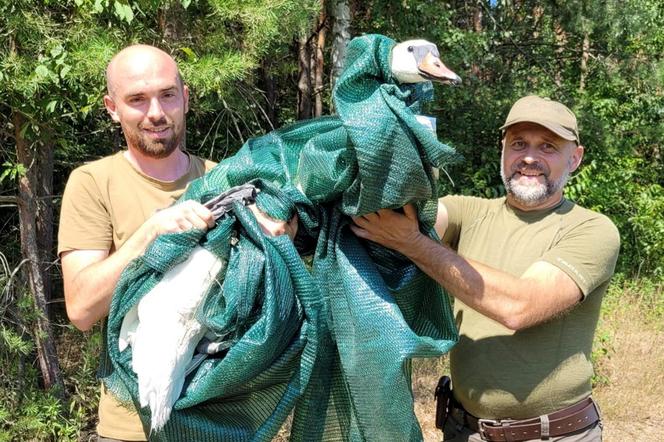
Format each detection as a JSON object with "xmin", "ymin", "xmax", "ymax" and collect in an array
[{"xmin": 418, "ymin": 52, "xmax": 461, "ymax": 85}]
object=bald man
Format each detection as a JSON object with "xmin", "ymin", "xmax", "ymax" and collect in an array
[{"xmin": 58, "ymin": 45, "xmax": 293, "ymax": 441}]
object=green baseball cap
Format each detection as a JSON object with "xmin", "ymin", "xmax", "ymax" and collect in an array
[{"xmin": 500, "ymin": 95, "xmax": 580, "ymax": 144}]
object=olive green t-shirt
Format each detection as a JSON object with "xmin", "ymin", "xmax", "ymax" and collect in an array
[
  {"xmin": 58, "ymin": 151, "xmax": 216, "ymax": 440},
  {"xmin": 441, "ymin": 195, "xmax": 620, "ymax": 420}
]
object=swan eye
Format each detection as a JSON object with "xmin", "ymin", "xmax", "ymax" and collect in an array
[{"xmin": 407, "ymin": 46, "xmax": 414, "ymax": 52}]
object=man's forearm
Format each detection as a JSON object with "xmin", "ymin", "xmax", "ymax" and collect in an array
[
  {"xmin": 64, "ymin": 219, "xmax": 160, "ymax": 330},
  {"xmin": 399, "ymin": 234, "xmax": 540, "ymax": 330},
  {"xmin": 67, "ymin": 251, "xmax": 132, "ymax": 330}
]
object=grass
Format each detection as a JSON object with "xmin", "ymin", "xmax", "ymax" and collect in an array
[{"xmin": 589, "ymin": 278, "xmax": 663, "ymax": 442}]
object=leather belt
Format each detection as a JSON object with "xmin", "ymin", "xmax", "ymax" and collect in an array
[{"xmin": 450, "ymin": 397, "xmax": 600, "ymax": 442}]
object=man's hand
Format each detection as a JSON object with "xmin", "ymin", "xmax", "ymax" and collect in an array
[
  {"xmin": 248, "ymin": 204, "xmax": 299, "ymax": 240},
  {"xmin": 350, "ymin": 204, "xmax": 423, "ymax": 253},
  {"xmin": 148, "ymin": 200, "xmax": 215, "ymax": 236},
  {"xmin": 62, "ymin": 200, "xmax": 215, "ymax": 331}
]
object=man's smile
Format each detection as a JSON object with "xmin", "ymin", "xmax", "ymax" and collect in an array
[{"xmin": 141, "ymin": 125, "xmax": 172, "ymax": 138}]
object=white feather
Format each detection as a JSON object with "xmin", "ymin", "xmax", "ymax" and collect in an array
[
  {"xmin": 390, "ymin": 39, "xmax": 433, "ymax": 84},
  {"xmin": 125, "ymin": 246, "xmax": 224, "ymax": 432}
]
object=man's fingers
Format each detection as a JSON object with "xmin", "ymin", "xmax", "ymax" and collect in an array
[
  {"xmin": 403, "ymin": 203, "xmax": 417, "ymax": 220},
  {"xmin": 247, "ymin": 204, "xmax": 299, "ymax": 238},
  {"xmin": 157, "ymin": 201, "xmax": 215, "ymax": 233},
  {"xmin": 351, "ymin": 216, "xmax": 369, "ymax": 228},
  {"xmin": 176, "ymin": 219, "xmax": 193, "ymax": 230},
  {"xmin": 349, "ymin": 225, "xmax": 369, "ymax": 239},
  {"xmin": 287, "ymin": 214, "xmax": 299, "ymax": 240},
  {"xmin": 187, "ymin": 215, "xmax": 210, "ymax": 231},
  {"xmin": 190, "ymin": 203, "xmax": 215, "ymax": 228},
  {"xmin": 363, "ymin": 212, "xmax": 380, "ymax": 222},
  {"xmin": 178, "ymin": 202, "xmax": 213, "ymax": 230}
]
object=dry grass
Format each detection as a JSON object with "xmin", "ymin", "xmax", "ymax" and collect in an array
[{"xmin": 591, "ymin": 291, "xmax": 663, "ymax": 442}]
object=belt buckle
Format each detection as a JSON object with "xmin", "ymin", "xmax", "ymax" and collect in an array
[
  {"xmin": 477, "ymin": 418, "xmax": 498, "ymax": 441},
  {"xmin": 478, "ymin": 418, "xmax": 515, "ymax": 441}
]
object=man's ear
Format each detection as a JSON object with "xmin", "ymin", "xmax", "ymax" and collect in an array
[
  {"xmin": 183, "ymin": 84, "xmax": 190, "ymax": 114},
  {"xmin": 103, "ymin": 95, "xmax": 121, "ymax": 123},
  {"xmin": 569, "ymin": 144, "xmax": 584, "ymax": 172}
]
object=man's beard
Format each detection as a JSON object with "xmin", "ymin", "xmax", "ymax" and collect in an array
[
  {"xmin": 501, "ymin": 155, "xmax": 569, "ymax": 208},
  {"xmin": 123, "ymin": 118, "xmax": 184, "ymax": 159}
]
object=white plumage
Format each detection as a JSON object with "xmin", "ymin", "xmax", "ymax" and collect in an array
[
  {"xmin": 390, "ymin": 39, "xmax": 461, "ymax": 85},
  {"xmin": 119, "ymin": 246, "xmax": 224, "ymax": 432}
]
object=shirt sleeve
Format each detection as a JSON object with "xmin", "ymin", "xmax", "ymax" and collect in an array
[
  {"xmin": 440, "ymin": 195, "xmax": 464, "ymax": 248},
  {"xmin": 540, "ymin": 214, "xmax": 620, "ymax": 299},
  {"xmin": 57, "ymin": 167, "xmax": 113, "ymax": 255}
]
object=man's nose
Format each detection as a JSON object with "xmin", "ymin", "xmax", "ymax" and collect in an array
[
  {"xmin": 521, "ymin": 145, "xmax": 539, "ymax": 163},
  {"xmin": 147, "ymin": 97, "xmax": 165, "ymax": 121}
]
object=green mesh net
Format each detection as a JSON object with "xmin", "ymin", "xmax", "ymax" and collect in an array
[{"xmin": 103, "ymin": 34, "xmax": 461, "ymax": 441}]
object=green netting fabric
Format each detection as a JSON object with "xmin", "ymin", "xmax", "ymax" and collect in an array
[{"xmin": 103, "ymin": 34, "xmax": 461, "ymax": 441}]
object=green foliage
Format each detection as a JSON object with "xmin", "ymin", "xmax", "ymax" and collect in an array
[
  {"xmin": 355, "ymin": 0, "xmax": 664, "ymax": 281},
  {"xmin": 0, "ymin": 273, "xmax": 75, "ymax": 441},
  {"xmin": 0, "ymin": 294, "xmax": 103, "ymax": 440},
  {"xmin": 0, "ymin": 325, "xmax": 33, "ymax": 356},
  {"xmin": 0, "ymin": 391, "xmax": 80, "ymax": 441},
  {"xmin": 0, "ymin": 0, "xmax": 662, "ymax": 437},
  {"xmin": 0, "ymin": 162, "xmax": 26, "ymax": 184}
]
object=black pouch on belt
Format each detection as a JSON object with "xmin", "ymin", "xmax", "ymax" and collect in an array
[{"xmin": 434, "ymin": 375, "xmax": 452, "ymax": 429}]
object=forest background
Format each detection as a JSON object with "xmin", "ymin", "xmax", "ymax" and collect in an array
[{"xmin": 0, "ymin": 0, "xmax": 662, "ymax": 441}]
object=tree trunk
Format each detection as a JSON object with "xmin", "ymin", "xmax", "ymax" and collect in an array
[
  {"xmin": 473, "ymin": 2, "xmax": 483, "ymax": 32},
  {"xmin": 13, "ymin": 111, "xmax": 63, "ymax": 395},
  {"xmin": 532, "ymin": 5, "xmax": 544, "ymax": 38},
  {"xmin": 553, "ymin": 21, "xmax": 567, "ymax": 88},
  {"xmin": 159, "ymin": 2, "xmax": 184, "ymax": 40},
  {"xmin": 470, "ymin": 1, "xmax": 483, "ymax": 77},
  {"xmin": 579, "ymin": 31, "xmax": 590, "ymax": 91},
  {"xmin": 36, "ymin": 138, "xmax": 54, "ymax": 308},
  {"xmin": 314, "ymin": 5, "xmax": 327, "ymax": 117},
  {"xmin": 297, "ymin": 35, "xmax": 312, "ymax": 120},
  {"xmin": 328, "ymin": 0, "xmax": 351, "ymax": 95},
  {"xmin": 260, "ymin": 59, "xmax": 277, "ymax": 127}
]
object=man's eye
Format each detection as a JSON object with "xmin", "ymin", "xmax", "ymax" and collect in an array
[
  {"xmin": 128, "ymin": 97, "xmax": 144, "ymax": 104},
  {"xmin": 541, "ymin": 143, "xmax": 557, "ymax": 152},
  {"xmin": 511, "ymin": 141, "xmax": 526, "ymax": 150}
]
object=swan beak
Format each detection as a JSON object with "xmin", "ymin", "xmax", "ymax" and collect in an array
[{"xmin": 418, "ymin": 52, "xmax": 462, "ymax": 85}]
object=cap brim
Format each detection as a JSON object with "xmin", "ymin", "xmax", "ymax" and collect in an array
[{"xmin": 500, "ymin": 118, "xmax": 578, "ymax": 142}]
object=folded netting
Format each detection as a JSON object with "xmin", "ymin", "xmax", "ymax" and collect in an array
[{"xmin": 103, "ymin": 34, "xmax": 461, "ymax": 441}]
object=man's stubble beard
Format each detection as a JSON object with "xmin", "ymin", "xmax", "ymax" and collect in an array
[
  {"xmin": 500, "ymin": 152, "xmax": 570, "ymax": 208},
  {"xmin": 122, "ymin": 119, "xmax": 185, "ymax": 159}
]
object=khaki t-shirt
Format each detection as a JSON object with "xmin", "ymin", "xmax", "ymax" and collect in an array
[
  {"xmin": 58, "ymin": 151, "xmax": 216, "ymax": 440},
  {"xmin": 441, "ymin": 195, "xmax": 620, "ymax": 419}
]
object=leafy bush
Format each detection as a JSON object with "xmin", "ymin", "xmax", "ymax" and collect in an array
[{"xmin": 0, "ymin": 322, "xmax": 101, "ymax": 441}]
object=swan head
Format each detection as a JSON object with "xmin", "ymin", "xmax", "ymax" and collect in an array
[{"xmin": 390, "ymin": 39, "xmax": 461, "ymax": 85}]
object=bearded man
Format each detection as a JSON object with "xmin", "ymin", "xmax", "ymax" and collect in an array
[
  {"xmin": 351, "ymin": 96, "xmax": 620, "ymax": 441},
  {"xmin": 58, "ymin": 45, "xmax": 294, "ymax": 441}
]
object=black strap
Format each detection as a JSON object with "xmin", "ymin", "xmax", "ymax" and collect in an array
[{"xmin": 434, "ymin": 376, "xmax": 452, "ymax": 429}]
